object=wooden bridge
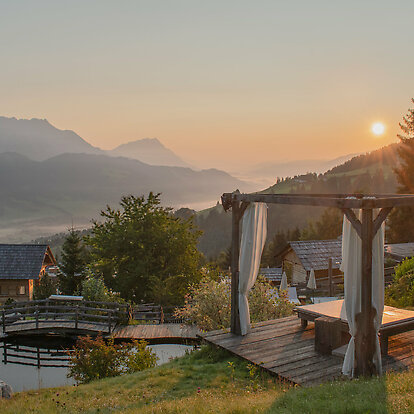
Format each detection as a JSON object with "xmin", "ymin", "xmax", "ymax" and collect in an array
[{"xmin": 1, "ymin": 298, "xmax": 129, "ymax": 338}]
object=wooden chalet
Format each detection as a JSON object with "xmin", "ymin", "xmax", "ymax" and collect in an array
[
  {"xmin": 0, "ymin": 244, "xmax": 56, "ymax": 304},
  {"xmin": 385, "ymin": 243, "xmax": 414, "ymax": 262},
  {"xmin": 279, "ymin": 239, "xmax": 342, "ymax": 288},
  {"xmin": 259, "ymin": 267, "xmax": 282, "ymax": 285}
]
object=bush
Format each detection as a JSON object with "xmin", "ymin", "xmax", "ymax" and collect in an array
[
  {"xmin": 81, "ymin": 274, "xmax": 110, "ymax": 302},
  {"xmin": 385, "ymin": 257, "xmax": 414, "ymax": 308},
  {"xmin": 174, "ymin": 270, "xmax": 294, "ymax": 331},
  {"xmin": 68, "ymin": 335, "xmax": 157, "ymax": 383}
]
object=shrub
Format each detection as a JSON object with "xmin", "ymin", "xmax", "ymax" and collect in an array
[
  {"xmin": 68, "ymin": 335, "xmax": 157, "ymax": 383},
  {"xmin": 385, "ymin": 257, "xmax": 414, "ymax": 308},
  {"xmin": 174, "ymin": 271, "xmax": 294, "ymax": 331},
  {"xmin": 81, "ymin": 274, "xmax": 110, "ymax": 302}
]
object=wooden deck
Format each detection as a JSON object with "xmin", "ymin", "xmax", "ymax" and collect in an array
[
  {"xmin": 200, "ymin": 315, "xmax": 414, "ymax": 387},
  {"xmin": 112, "ymin": 323, "xmax": 200, "ymax": 343}
]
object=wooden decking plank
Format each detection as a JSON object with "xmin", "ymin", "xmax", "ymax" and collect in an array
[
  {"xmin": 214, "ymin": 321, "xmax": 308, "ymax": 347},
  {"xmin": 225, "ymin": 328, "xmax": 314, "ymax": 354},
  {"xmin": 289, "ymin": 361, "xmax": 343, "ymax": 385},
  {"xmin": 281, "ymin": 356, "xmax": 342, "ymax": 380},
  {"xmin": 261, "ymin": 343, "xmax": 316, "ymax": 369},
  {"xmin": 273, "ymin": 353, "xmax": 331, "ymax": 374},
  {"xmin": 202, "ymin": 316, "xmax": 298, "ymax": 340}
]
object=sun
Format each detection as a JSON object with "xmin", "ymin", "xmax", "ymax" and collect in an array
[{"xmin": 371, "ymin": 122, "xmax": 385, "ymax": 136}]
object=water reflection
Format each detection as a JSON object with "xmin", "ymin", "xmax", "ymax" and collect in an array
[
  {"xmin": 0, "ymin": 338, "xmax": 75, "ymax": 392},
  {"xmin": 0, "ymin": 337, "xmax": 195, "ymax": 392}
]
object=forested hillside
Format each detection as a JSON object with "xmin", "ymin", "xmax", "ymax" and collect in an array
[{"xmin": 196, "ymin": 142, "xmax": 399, "ymax": 259}]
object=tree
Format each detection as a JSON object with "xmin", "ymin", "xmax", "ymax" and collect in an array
[
  {"xmin": 85, "ymin": 193, "xmax": 202, "ymax": 305},
  {"xmin": 33, "ymin": 274, "xmax": 56, "ymax": 300},
  {"xmin": 388, "ymin": 99, "xmax": 414, "ymax": 242},
  {"xmin": 301, "ymin": 208, "xmax": 342, "ymax": 241},
  {"xmin": 58, "ymin": 228, "xmax": 88, "ymax": 295}
]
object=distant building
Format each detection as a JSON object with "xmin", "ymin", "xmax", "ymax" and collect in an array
[
  {"xmin": 385, "ymin": 243, "xmax": 414, "ymax": 262},
  {"xmin": 279, "ymin": 240, "xmax": 342, "ymax": 286},
  {"xmin": 259, "ymin": 267, "xmax": 282, "ymax": 285},
  {"xmin": 0, "ymin": 244, "xmax": 57, "ymax": 304}
]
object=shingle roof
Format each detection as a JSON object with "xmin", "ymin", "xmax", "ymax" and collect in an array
[
  {"xmin": 259, "ymin": 267, "xmax": 282, "ymax": 282},
  {"xmin": 0, "ymin": 244, "xmax": 49, "ymax": 280},
  {"xmin": 385, "ymin": 243, "xmax": 414, "ymax": 261},
  {"xmin": 288, "ymin": 240, "xmax": 342, "ymax": 272}
]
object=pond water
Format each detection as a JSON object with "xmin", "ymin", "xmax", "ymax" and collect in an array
[{"xmin": 0, "ymin": 337, "xmax": 195, "ymax": 392}]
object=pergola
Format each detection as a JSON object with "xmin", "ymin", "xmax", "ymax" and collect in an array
[{"xmin": 221, "ymin": 192, "xmax": 414, "ymax": 377}]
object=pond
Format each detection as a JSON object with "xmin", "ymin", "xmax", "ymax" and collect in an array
[{"xmin": 0, "ymin": 337, "xmax": 195, "ymax": 392}]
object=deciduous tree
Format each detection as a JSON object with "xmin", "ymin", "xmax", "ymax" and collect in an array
[{"xmin": 86, "ymin": 193, "xmax": 202, "ymax": 305}]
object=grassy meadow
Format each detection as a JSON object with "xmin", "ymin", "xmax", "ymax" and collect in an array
[{"xmin": 1, "ymin": 345, "xmax": 414, "ymax": 414}]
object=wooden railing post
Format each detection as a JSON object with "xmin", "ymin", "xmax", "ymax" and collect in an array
[
  {"xmin": 328, "ymin": 257, "xmax": 333, "ymax": 297},
  {"xmin": 2, "ymin": 309, "xmax": 5, "ymax": 333},
  {"xmin": 75, "ymin": 304, "xmax": 79, "ymax": 330},
  {"xmin": 35, "ymin": 305, "xmax": 39, "ymax": 330}
]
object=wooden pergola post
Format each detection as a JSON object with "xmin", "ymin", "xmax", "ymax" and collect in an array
[{"xmin": 230, "ymin": 199, "xmax": 242, "ymax": 335}]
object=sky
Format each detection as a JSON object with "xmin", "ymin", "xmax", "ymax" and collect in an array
[{"xmin": 1, "ymin": 0, "xmax": 413, "ymax": 170}]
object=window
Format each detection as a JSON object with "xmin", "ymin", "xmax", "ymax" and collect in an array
[{"xmin": 19, "ymin": 285, "xmax": 26, "ymax": 295}]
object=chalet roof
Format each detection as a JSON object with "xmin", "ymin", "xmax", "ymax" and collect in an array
[
  {"xmin": 287, "ymin": 240, "xmax": 342, "ymax": 272},
  {"xmin": 385, "ymin": 243, "xmax": 414, "ymax": 261},
  {"xmin": 0, "ymin": 244, "xmax": 51, "ymax": 280},
  {"xmin": 259, "ymin": 267, "xmax": 282, "ymax": 282}
]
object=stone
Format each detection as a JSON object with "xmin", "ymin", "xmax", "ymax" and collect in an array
[{"xmin": 0, "ymin": 380, "xmax": 13, "ymax": 399}]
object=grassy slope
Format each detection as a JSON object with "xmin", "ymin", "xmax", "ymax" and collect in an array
[{"xmin": 1, "ymin": 345, "xmax": 414, "ymax": 414}]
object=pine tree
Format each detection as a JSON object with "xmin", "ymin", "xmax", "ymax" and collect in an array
[
  {"xmin": 33, "ymin": 274, "xmax": 56, "ymax": 299},
  {"xmin": 388, "ymin": 99, "xmax": 414, "ymax": 242},
  {"xmin": 58, "ymin": 229, "xmax": 88, "ymax": 295}
]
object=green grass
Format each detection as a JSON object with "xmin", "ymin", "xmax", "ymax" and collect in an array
[{"xmin": 1, "ymin": 345, "xmax": 414, "ymax": 413}]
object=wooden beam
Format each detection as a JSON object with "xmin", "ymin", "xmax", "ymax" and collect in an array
[
  {"xmin": 230, "ymin": 200, "xmax": 242, "ymax": 335},
  {"xmin": 222, "ymin": 192, "xmax": 414, "ymax": 209},
  {"xmin": 341, "ymin": 208, "xmax": 362, "ymax": 239},
  {"xmin": 373, "ymin": 207, "xmax": 393, "ymax": 237}
]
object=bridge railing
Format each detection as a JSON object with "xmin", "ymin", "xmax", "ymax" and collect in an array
[{"xmin": 1, "ymin": 299, "xmax": 130, "ymax": 335}]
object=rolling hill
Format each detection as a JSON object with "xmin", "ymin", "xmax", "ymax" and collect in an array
[{"xmin": 0, "ymin": 152, "xmax": 253, "ymax": 243}]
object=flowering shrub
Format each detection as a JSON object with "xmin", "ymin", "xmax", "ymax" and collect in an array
[
  {"xmin": 68, "ymin": 335, "xmax": 157, "ymax": 383},
  {"xmin": 175, "ymin": 273, "xmax": 294, "ymax": 331},
  {"xmin": 385, "ymin": 257, "xmax": 414, "ymax": 308}
]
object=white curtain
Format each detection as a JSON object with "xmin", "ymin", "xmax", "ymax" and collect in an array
[
  {"xmin": 341, "ymin": 208, "xmax": 384, "ymax": 377},
  {"xmin": 239, "ymin": 203, "xmax": 267, "ymax": 336}
]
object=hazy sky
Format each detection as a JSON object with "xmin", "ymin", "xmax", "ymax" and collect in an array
[{"xmin": 1, "ymin": 1, "xmax": 413, "ymax": 169}]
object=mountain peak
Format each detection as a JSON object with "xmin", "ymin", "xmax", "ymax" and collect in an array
[
  {"xmin": 0, "ymin": 116, "xmax": 103, "ymax": 161},
  {"xmin": 110, "ymin": 138, "xmax": 190, "ymax": 168}
]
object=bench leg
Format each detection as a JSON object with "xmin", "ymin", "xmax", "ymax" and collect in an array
[
  {"xmin": 301, "ymin": 319, "xmax": 308, "ymax": 329},
  {"xmin": 380, "ymin": 334, "xmax": 388, "ymax": 356}
]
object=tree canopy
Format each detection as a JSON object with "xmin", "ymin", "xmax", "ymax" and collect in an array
[
  {"xmin": 388, "ymin": 99, "xmax": 414, "ymax": 242},
  {"xmin": 85, "ymin": 193, "xmax": 202, "ymax": 305}
]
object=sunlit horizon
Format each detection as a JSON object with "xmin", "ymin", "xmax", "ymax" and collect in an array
[{"xmin": 1, "ymin": 1, "xmax": 412, "ymax": 170}]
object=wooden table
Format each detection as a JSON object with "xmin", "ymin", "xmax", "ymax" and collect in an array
[{"xmin": 295, "ymin": 300, "xmax": 414, "ymax": 355}]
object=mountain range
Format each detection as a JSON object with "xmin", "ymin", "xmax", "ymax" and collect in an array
[{"xmin": 0, "ymin": 116, "xmax": 254, "ymax": 242}]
